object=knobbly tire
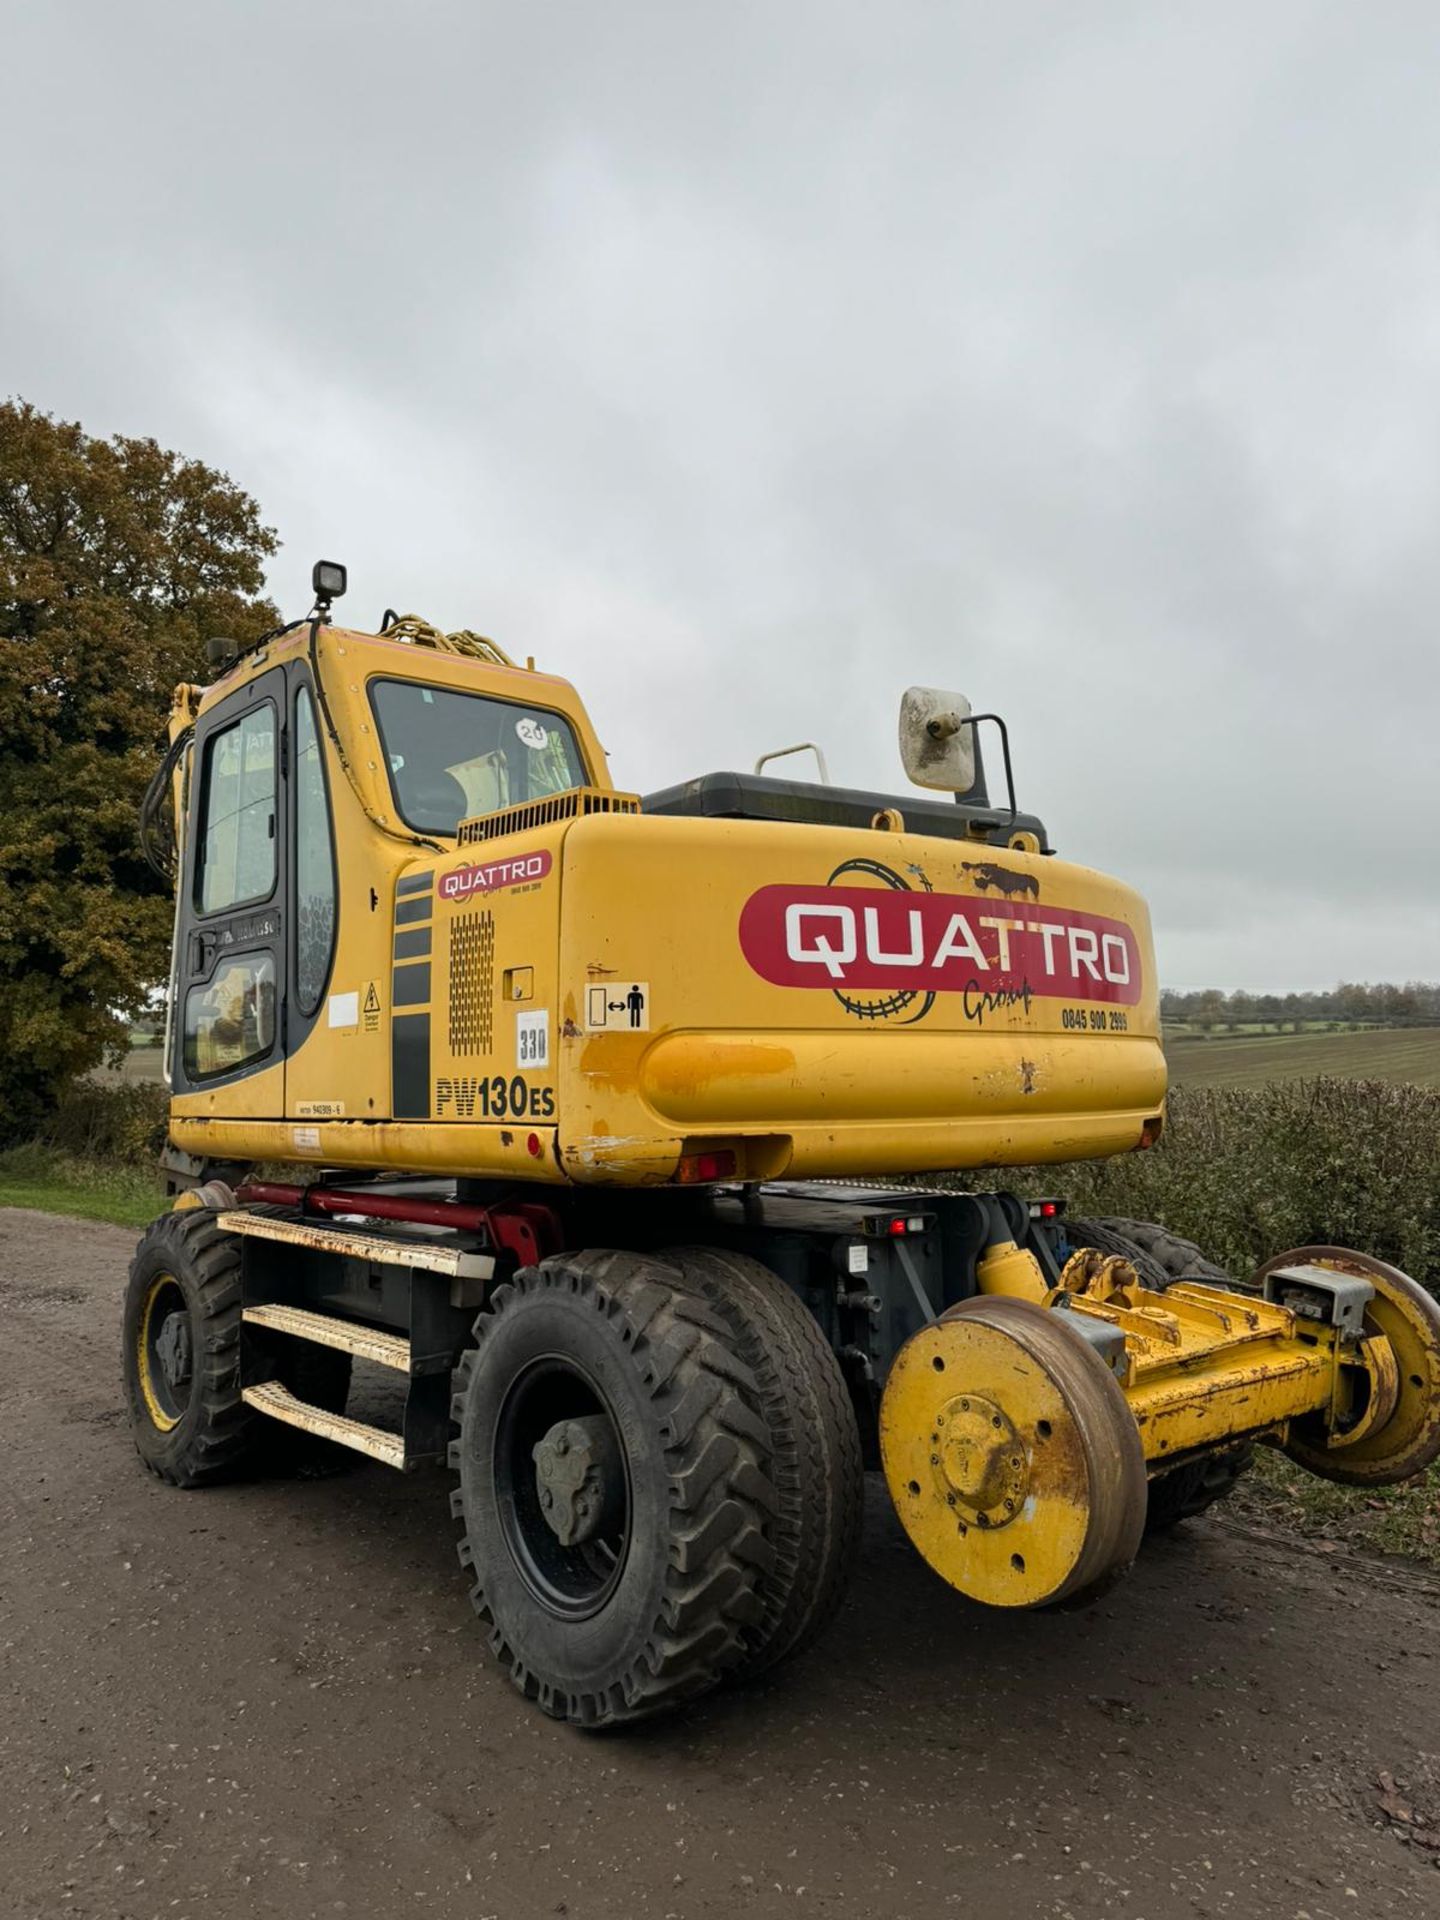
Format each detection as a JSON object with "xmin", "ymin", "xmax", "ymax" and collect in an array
[
  {"xmin": 1063, "ymin": 1216, "xmax": 1234, "ymax": 1292},
  {"xmin": 449, "ymin": 1250, "xmax": 778, "ymax": 1728},
  {"xmin": 125, "ymin": 1208, "xmax": 352, "ymax": 1487},
  {"xmin": 1064, "ymin": 1216, "xmax": 1252, "ymax": 1531},
  {"xmin": 124, "ymin": 1209, "xmax": 256, "ymax": 1487},
  {"xmin": 661, "ymin": 1245, "xmax": 863, "ymax": 1681}
]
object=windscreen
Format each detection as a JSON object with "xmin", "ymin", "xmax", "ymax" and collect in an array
[{"xmin": 369, "ymin": 678, "xmax": 587, "ymax": 834}]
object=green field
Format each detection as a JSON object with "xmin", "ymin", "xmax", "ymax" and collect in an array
[{"xmin": 1165, "ymin": 1024, "xmax": 1440, "ymax": 1089}]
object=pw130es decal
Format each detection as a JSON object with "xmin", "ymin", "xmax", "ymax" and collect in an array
[{"xmin": 738, "ymin": 861, "xmax": 1141, "ymax": 1024}]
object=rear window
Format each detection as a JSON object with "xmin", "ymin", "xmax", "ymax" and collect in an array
[{"xmin": 369, "ymin": 679, "xmax": 587, "ymax": 834}]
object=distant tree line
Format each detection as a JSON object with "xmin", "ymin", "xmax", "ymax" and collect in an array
[{"xmin": 1161, "ymin": 982, "xmax": 1440, "ymax": 1034}]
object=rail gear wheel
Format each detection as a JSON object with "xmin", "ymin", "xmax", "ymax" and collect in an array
[
  {"xmin": 124, "ymin": 1210, "xmax": 255, "ymax": 1486},
  {"xmin": 880, "ymin": 1294, "xmax": 1147, "ymax": 1608},
  {"xmin": 1257, "ymin": 1247, "xmax": 1440, "ymax": 1487},
  {"xmin": 1063, "ymin": 1217, "xmax": 1252, "ymax": 1530},
  {"xmin": 661, "ymin": 1246, "xmax": 864, "ymax": 1680},
  {"xmin": 449, "ymin": 1251, "xmax": 777, "ymax": 1727}
]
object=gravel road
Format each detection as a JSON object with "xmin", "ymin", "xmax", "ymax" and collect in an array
[{"xmin": 4, "ymin": 1208, "xmax": 1440, "ymax": 1920}]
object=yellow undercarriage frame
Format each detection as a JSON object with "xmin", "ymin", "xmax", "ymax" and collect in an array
[{"xmin": 880, "ymin": 1243, "xmax": 1440, "ymax": 1609}]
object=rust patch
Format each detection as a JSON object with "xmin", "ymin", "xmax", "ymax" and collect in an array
[
  {"xmin": 561, "ymin": 1017, "xmax": 583, "ymax": 1040},
  {"xmin": 960, "ymin": 859, "xmax": 1039, "ymax": 899},
  {"xmin": 1019, "ymin": 1057, "xmax": 1038, "ymax": 1094}
]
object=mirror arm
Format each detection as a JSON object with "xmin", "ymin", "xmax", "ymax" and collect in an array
[{"xmin": 959, "ymin": 714, "xmax": 1017, "ymax": 829}]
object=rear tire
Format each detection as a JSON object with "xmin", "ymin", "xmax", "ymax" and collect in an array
[
  {"xmin": 1065, "ymin": 1216, "xmax": 1234, "ymax": 1290},
  {"xmin": 1063, "ymin": 1216, "xmax": 1252, "ymax": 1529},
  {"xmin": 662, "ymin": 1245, "xmax": 864, "ymax": 1680},
  {"xmin": 1143, "ymin": 1448, "xmax": 1252, "ymax": 1532},
  {"xmin": 450, "ymin": 1250, "xmax": 778, "ymax": 1727}
]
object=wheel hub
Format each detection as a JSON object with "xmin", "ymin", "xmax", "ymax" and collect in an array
[
  {"xmin": 932, "ymin": 1394, "xmax": 1026, "ymax": 1529},
  {"xmin": 532, "ymin": 1415, "xmax": 624, "ymax": 1547},
  {"xmin": 155, "ymin": 1310, "xmax": 193, "ymax": 1393}
]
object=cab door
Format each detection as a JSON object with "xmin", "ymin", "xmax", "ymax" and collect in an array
[{"xmin": 171, "ymin": 669, "xmax": 287, "ymax": 1104}]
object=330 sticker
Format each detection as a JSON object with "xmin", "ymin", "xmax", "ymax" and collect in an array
[{"xmin": 434, "ymin": 1075, "xmax": 556, "ymax": 1120}]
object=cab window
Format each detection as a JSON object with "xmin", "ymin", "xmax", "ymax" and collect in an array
[
  {"xmin": 369, "ymin": 679, "xmax": 587, "ymax": 834},
  {"xmin": 195, "ymin": 703, "xmax": 277, "ymax": 913},
  {"xmin": 183, "ymin": 953, "xmax": 276, "ymax": 1080},
  {"xmin": 293, "ymin": 686, "xmax": 336, "ymax": 1013}
]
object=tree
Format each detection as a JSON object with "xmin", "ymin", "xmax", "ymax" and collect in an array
[{"xmin": 0, "ymin": 401, "xmax": 277, "ymax": 1139}]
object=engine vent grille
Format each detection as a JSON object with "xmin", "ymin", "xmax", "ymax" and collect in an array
[
  {"xmin": 449, "ymin": 910, "xmax": 495, "ymax": 1055},
  {"xmin": 456, "ymin": 786, "xmax": 641, "ymax": 846}
]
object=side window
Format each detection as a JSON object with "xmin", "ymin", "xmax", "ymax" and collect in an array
[
  {"xmin": 183, "ymin": 954, "xmax": 276, "ymax": 1080},
  {"xmin": 197, "ymin": 704, "xmax": 277, "ymax": 913},
  {"xmin": 294, "ymin": 687, "xmax": 336, "ymax": 1014}
]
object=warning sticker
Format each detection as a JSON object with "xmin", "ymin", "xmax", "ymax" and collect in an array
[
  {"xmin": 292, "ymin": 1126, "xmax": 321, "ymax": 1152},
  {"xmin": 363, "ymin": 981, "xmax": 382, "ymax": 1032},
  {"xmin": 327, "ymin": 990, "xmax": 359, "ymax": 1029},
  {"xmin": 584, "ymin": 981, "xmax": 649, "ymax": 1033}
]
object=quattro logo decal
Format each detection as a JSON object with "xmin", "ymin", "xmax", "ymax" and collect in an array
[
  {"xmin": 739, "ymin": 883, "xmax": 1141, "ymax": 1008},
  {"xmin": 439, "ymin": 849, "xmax": 552, "ymax": 903}
]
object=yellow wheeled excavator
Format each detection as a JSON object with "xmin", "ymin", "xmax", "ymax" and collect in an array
[{"xmin": 125, "ymin": 559, "xmax": 1440, "ymax": 1725}]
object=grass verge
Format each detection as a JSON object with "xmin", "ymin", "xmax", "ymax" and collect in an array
[
  {"xmin": 0, "ymin": 1144, "xmax": 165, "ymax": 1231},
  {"xmin": 1233, "ymin": 1448, "xmax": 1440, "ymax": 1570}
]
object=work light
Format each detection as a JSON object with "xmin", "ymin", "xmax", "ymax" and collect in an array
[{"xmin": 312, "ymin": 559, "xmax": 347, "ymax": 604}]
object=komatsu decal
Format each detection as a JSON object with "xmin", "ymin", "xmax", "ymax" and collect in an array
[
  {"xmin": 738, "ymin": 883, "xmax": 1142, "ymax": 1006},
  {"xmin": 439, "ymin": 849, "xmax": 552, "ymax": 902}
]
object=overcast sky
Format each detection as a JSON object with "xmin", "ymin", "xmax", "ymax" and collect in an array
[{"xmin": 4, "ymin": 2, "xmax": 1438, "ymax": 989}]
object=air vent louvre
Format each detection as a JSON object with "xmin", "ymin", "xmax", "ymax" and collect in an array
[
  {"xmin": 449, "ymin": 910, "xmax": 495, "ymax": 1054},
  {"xmin": 457, "ymin": 786, "xmax": 640, "ymax": 846}
]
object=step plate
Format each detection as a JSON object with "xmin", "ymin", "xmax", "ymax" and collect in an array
[
  {"xmin": 242, "ymin": 1382, "xmax": 408, "ymax": 1469},
  {"xmin": 217, "ymin": 1209, "xmax": 493, "ymax": 1280},
  {"xmin": 242, "ymin": 1303, "xmax": 412, "ymax": 1373}
]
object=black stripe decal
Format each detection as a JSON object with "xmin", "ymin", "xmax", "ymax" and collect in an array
[
  {"xmin": 394, "ymin": 896, "xmax": 432, "ymax": 926},
  {"xmin": 392, "ymin": 961, "xmax": 431, "ymax": 1008},
  {"xmin": 392, "ymin": 1013, "xmax": 430, "ymax": 1118},
  {"xmin": 396, "ymin": 870, "xmax": 434, "ymax": 897},
  {"xmin": 392, "ymin": 926, "xmax": 432, "ymax": 962}
]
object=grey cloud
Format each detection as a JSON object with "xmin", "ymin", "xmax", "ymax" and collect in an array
[{"xmin": 3, "ymin": 0, "xmax": 1438, "ymax": 989}]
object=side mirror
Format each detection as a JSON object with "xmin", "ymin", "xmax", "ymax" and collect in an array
[{"xmin": 899, "ymin": 686, "xmax": 976, "ymax": 793}]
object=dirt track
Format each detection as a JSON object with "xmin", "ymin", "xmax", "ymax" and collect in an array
[{"xmin": 4, "ymin": 1209, "xmax": 1440, "ymax": 1920}]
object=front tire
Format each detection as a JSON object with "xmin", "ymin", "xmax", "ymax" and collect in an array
[
  {"xmin": 123, "ymin": 1210, "xmax": 256, "ymax": 1486},
  {"xmin": 450, "ymin": 1251, "xmax": 778, "ymax": 1727}
]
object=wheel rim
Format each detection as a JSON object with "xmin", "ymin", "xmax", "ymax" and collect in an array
[
  {"xmin": 136, "ymin": 1272, "xmax": 193, "ymax": 1432},
  {"xmin": 493, "ymin": 1357, "xmax": 632, "ymax": 1621},
  {"xmin": 1257, "ymin": 1246, "xmax": 1440, "ymax": 1486}
]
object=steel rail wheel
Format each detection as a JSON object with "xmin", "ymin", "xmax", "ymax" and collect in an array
[
  {"xmin": 1257, "ymin": 1246, "xmax": 1440, "ymax": 1487},
  {"xmin": 880, "ymin": 1295, "xmax": 1147, "ymax": 1609}
]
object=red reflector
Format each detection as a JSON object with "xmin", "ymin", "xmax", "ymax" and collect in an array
[
  {"xmin": 1040, "ymin": 1202, "xmax": 1058, "ymax": 1218},
  {"xmin": 526, "ymin": 1133, "xmax": 543, "ymax": 1158},
  {"xmin": 889, "ymin": 1218, "xmax": 907, "ymax": 1236},
  {"xmin": 676, "ymin": 1150, "xmax": 738, "ymax": 1185}
]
